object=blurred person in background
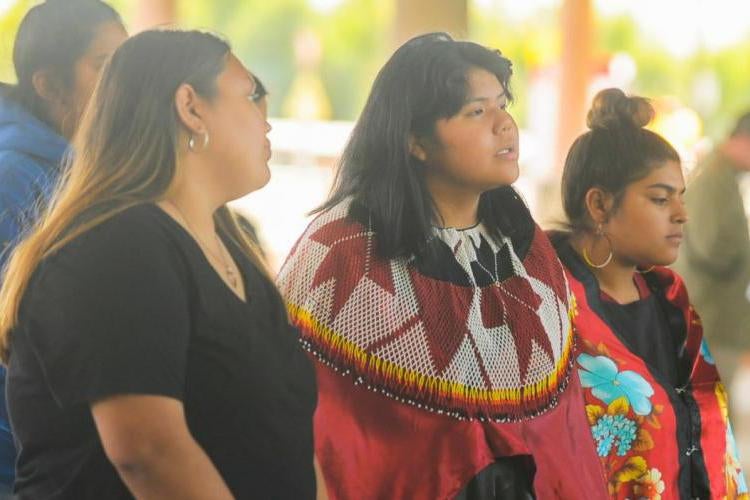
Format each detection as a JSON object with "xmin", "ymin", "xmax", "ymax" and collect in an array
[
  {"xmin": 552, "ymin": 88, "xmax": 747, "ymax": 499},
  {"xmin": 0, "ymin": 0, "xmax": 126, "ymax": 494},
  {"xmin": 0, "ymin": 30, "xmax": 320, "ymax": 499},
  {"xmin": 279, "ymin": 32, "xmax": 607, "ymax": 499},
  {"xmin": 674, "ymin": 111, "xmax": 750, "ymax": 473}
]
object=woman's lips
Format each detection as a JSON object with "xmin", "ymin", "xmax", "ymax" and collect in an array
[
  {"xmin": 495, "ymin": 146, "xmax": 519, "ymax": 161},
  {"xmin": 666, "ymin": 234, "xmax": 683, "ymax": 244}
]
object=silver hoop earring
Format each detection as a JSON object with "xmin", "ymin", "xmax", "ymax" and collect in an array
[{"xmin": 188, "ymin": 132, "xmax": 210, "ymax": 152}]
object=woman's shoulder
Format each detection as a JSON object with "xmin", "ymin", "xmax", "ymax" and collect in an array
[
  {"xmin": 88, "ymin": 202, "xmax": 172, "ymax": 236},
  {"xmin": 49, "ymin": 203, "xmax": 183, "ymax": 269},
  {"xmin": 25, "ymin": 205, "xmax": 190, "ymax": 319},
  {"xmin": 647, "ymin": 266, "xmax": 689, "ymax": 299},
  {"xmin": 278, "ymin": 198, "xmax": 375, "ymax": 297},
  {"xmin": 286, "ymin": 198, "xmax": 367, "ymax": 255},
  {"xmin": 0, "ymin": 150, "xmax": 47, "ymax": 176},
  {"xmin": 0, "ymin": 151, "xmax": 50, "ymax": 200},
  {"xmin": 0, "ymin": 92, "xmax": 67, "ymax": 173}
]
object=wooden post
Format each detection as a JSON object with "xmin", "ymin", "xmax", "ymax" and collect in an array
[
  {"xmin": 538, "ymin": 0, "xmax": 593, "ymax": 224},
  {"xmin": 556, "ymin": 0, "xmax": 593, "ymax": 171},
  {"xmin": 394, "ymin": 0, "xmax": 468, "ymax": 46},
  {"xmin": 133, "ymin": 0, "xmax": 177, "ymax": 33}
]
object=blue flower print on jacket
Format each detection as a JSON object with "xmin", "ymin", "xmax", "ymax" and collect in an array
[
  {"xmin": 577, "ymin": 353, "xmax": 655, "ymax": 415},
  {"xmin": 699, "ymin": 339, "xmax": 715, "ymax": 365},
  {"xmin": 591, "ymin": 412, "xmax": 638, "ymax": 456}
]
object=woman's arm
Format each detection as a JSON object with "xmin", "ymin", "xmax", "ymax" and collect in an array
[{"xmin": 92, "ymin": 394, "xmax": 234, "ymax": 500}]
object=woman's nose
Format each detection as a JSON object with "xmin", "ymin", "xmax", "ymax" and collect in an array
[
  {"xmin": 495, "ymin": 110, "xmax": 514, "ymax": 135},
  {"xmin": 673, "ymin": 200, "xmax": 688, "ymax": 224}
]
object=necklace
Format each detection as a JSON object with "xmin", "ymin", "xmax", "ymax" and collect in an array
[
  {"xmin": 474, "ymin": 256, "xmax": 510, "ymax": 326},
  {"xmin": 452, "ymin": 226, "xmax": 500, "ymax": 284},
  {"xmin": 163, "ymin": 200, "xmax": 239, "ymax": 289},
  {"xmin": 463, "ymin": 229, "xmax": 549, "ymax": 327},
  {"xmin": 474, "ymin": 249, "xmax": 540, "ymax": 312}
]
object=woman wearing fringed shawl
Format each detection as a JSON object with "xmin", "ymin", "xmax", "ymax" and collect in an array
[{"xmin": 278, "ymin": 33, "xmax": 608, "ymax": 499}]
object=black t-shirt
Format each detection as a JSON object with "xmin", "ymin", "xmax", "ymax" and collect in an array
[
  {"xmin": 600, "ymin": 290, "xmax": 683, "ymax": 387},
  {"xmin": 7, "ymin": 204, "xmax": 317, "ymax": 499}
]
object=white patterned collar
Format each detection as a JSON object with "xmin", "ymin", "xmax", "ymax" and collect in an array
[{"xmin": 433, "ymin": 223, "xmax": 503, "ymax": 254}]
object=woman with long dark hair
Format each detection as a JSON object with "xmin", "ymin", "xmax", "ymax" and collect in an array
[
  {"xmin": 0, "ymin": 30, "xmax": 317, "ymax": 499},
  {"xmin": 0, "ymin": 1, "xmax": 126, "ymax": 492},
  {"xmin": 553, "ymin": 88, "xmax": 747, "ymax": 498},
  {"xmin": 279, "ymin": 33, "xmax": 607, "ymax": 499}
]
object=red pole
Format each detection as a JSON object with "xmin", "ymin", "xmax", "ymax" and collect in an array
[{"xmin": 556, "ymin": 0, "xmax": 593, "ymax": 172}]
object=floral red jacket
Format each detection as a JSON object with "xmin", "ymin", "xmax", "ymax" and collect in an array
[{"xmin": 555, "ymin": 239, "xmax": 747, "ymax": 500}]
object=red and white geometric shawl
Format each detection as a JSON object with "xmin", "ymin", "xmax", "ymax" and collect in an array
[{"xmin": 278, "ymin": 199, "xmax": 576, "ymax": 421}]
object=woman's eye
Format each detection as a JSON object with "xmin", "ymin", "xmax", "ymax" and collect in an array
[
  {"xmin": 248, "ymin": 91, "xmax": 262, "ymax": 102},
  {"xmin": 468, "ymin": 108, "xmax": 484, "ymax": 116},
  {"xmin": 651, "ymin": 197, "xmax": 669, "ymax": 206}
]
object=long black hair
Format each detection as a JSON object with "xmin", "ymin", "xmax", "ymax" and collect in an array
[
  {"xmin": 0, "ymin": 0, "xmax": 122, "ymax": 129},
  {"xmin": 0, "ymin": 30, "xmax": 276, "ymax": 358},
  {"xmin": 562, "ymin": 88, "xmax": 681, "ymax": 233},
  {"xmin": 316, "ymin": 32, "xmax": 531, "ymax": 259}
]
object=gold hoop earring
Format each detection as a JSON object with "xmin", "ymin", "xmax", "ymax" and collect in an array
[
  {"xmin": 188, "ymin": 132, "xmax": 210, "ymax": 152},
  {"xmin": 636, "ymin": 266, "xmax": 655, "ymax": 274},
  {"xmin": 582, "ymin": 224, "xmax": 613, "ymax": 269}
]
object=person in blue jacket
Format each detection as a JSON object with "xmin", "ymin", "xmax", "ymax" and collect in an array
[{"xmin": 0, "ymin": 0, "xmax": 126, "ymax": 493}]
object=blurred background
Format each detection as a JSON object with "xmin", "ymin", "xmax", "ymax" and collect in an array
[{"xmin": 2, "ymin": 0, "xmax": 750, "ymax": 268}]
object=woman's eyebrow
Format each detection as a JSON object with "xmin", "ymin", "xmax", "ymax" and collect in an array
[
  {"xmin": 465, "ymin": 91, "xmax": 506, "ymax": 104},
  {"xmin": 646, "ymin": 183, "xmax": 686, "ymax": 194}
]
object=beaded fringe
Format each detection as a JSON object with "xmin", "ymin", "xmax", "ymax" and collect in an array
[{"xmin": 288, "ymin": 302, "xmax": 577, "ymax": 422}]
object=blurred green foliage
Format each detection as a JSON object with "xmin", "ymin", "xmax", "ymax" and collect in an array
[
  {"xmin": 469, "ymin": 4, "xmax": 750, "ymax": 139},
  {"xmin": 1, "ymin": 0, "xmax": 748, "ymax": 137},
  {"xmin": 595, "ymin": 15, "xmax": 750, "ymax": 138},
  {"xmin": 177, "ymin": 0, "xmax": 390, "ymax": 119},
  {"xmin": 0, "ymin": 0, "xmax": 33, "ymax": 83}
]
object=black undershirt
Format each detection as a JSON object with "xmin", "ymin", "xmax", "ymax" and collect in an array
[{"xmin": 599, "ymin": 274, "xmax": 682, "ymax": 387}]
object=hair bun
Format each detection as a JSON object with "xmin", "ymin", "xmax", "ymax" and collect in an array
[{"xmin": 586, "ymin": 88, "xmax": 654, "ymax": 130}]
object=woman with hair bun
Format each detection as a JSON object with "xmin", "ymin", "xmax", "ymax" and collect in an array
[{"xmin": 552, "ymin": 88, "xmax": 747, "ymax": 498}]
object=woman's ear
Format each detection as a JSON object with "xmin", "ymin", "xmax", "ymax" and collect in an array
[
  {"xmin": 583, "ymin": 187, "xmax": 614, "ymax": 225},
  {"xmin": 31, "ymin": 70, "xmax": 67, "ymax": 106},
  {"xmin": 408, "ymin": 134, "xmax": 428, "ymax": 163},
  {"xmin": 174, "ymin": 83, "xmax": 207, "ymax": 136}
]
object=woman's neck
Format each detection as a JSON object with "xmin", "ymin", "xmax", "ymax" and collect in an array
[
  {"xmin": 427, "ymin": 180, "xmax": 481, "ymax": 229},
  {"xmin": 569, "ymin": 232, "xmax": 640, "ymax": 304},
  {"xmin": 160, "ymin": 161, "xmax": 223, "ymax": 240}
]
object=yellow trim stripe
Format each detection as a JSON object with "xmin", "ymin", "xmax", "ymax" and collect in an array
[{"xmin": 288, "ymin": 302, "xmax": 575, "ymax": 407}]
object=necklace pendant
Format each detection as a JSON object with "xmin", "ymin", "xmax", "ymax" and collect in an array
[{"xmin": 226, "ymin": 267, "xmax": 238, "ymax": 288}]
